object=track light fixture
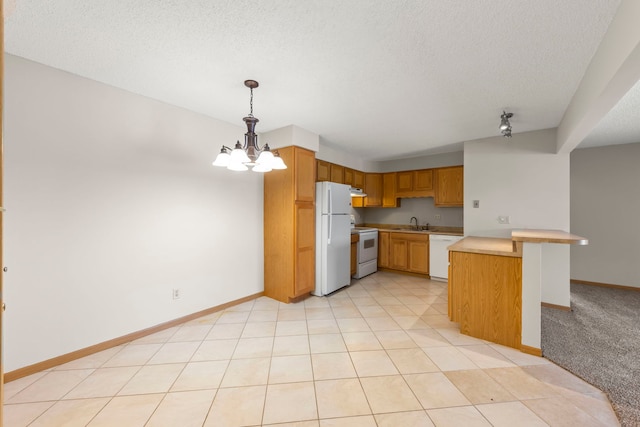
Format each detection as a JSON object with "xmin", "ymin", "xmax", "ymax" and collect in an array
[{"xmin": 500, "ymin": 111, "xmax": 514, "ymax": 138}]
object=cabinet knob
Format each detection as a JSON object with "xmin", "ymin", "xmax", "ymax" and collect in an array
[{"xmin": 3, "ymin": 267, "xmax": 7, "ymax": 272}]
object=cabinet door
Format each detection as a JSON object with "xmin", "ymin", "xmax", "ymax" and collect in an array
[
  {"xmin": 295, "ymin": 148, "xmax": 316, "ymax": 202},
  {"xmin": 389, "ymin": 234, "xmax": 408, "ymax": 270},
  {"xmin": 330, "ymin": 164, "xmax": 344, "ymax": 184},
  {"xmin": 414, "ymin": 169, "xmax": 433, "ymax": 191},
  {"xmin": 382, "ymin": 173, "xmax": 398, "ymax": 208},
  {"xmin": 353, "ymin": 170, "xmax": 365, "ymax": 189},
  {"xmin": 316, "ymin": 160, "xmax": 330, "ymax": 182},
  {"xmin": 344, "ymin": 168, "xmax": 354, "ymax": 186},
  {"xmin": 364, "ymin": 173, "xmax": 382, "ymax": 207},
  {"xmin": 408, "ymin": 238, "xmax": 429, "ymax": 274},
  {"xmin": 378, "ymin": 231, "xmax": 390, "ymax": 268},
  {"xmin": 294, "ymin": 202, "xmax": 315, "ymax": 297},
  {"xmin": 396, "ymin": 171, "xmax": 413, "ymax": 194},
  {"xmin": 435, "ymin": 166, "xmax": 463, "ymax": 206}
]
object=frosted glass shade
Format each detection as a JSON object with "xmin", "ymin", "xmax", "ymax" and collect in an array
[{"xmin": 212, "ymin": 151, "xmax": 231, "ymax": 167}]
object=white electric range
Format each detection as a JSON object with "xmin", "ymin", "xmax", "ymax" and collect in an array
[{"xmin": 351, "ymin": 226, "xmax": 378, "ymax": 279}]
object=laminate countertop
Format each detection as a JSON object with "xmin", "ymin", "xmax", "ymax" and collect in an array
[
  {"xmin": 365, "ymin": 224, "xmax": 464, "ymax": 237},
  {"xmin": 447, "ymin": 237, "xmax": 522, "ymax": 258},
  {"xmin": 448, "ymin": 229, "xmax": 588, "ymax": 258}
]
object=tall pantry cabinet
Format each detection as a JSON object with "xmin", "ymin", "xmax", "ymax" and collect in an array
[{"xmin": 263, "ymin": 146, "xmax": 316, "ymax": 303}]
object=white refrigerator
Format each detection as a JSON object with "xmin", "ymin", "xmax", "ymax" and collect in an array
[{"xmin": 314, "ymin": 182, "xmax": 352, "ymax": 296}]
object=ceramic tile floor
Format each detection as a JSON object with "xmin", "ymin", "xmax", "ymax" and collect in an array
[{"xmin": 4, "ymin": 272, "xmax": 620, "ymax": 426}]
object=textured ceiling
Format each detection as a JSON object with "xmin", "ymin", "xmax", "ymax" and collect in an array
[
  {"xmin": 4, "ymin": 0, "xmax": 624, "ymax": 160},
  {"xmin": 580, "ymin": 79, "xmax": 640, "ymax": 148}
]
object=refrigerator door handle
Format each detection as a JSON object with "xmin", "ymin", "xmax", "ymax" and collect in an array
[
  {"xmin": 328, "ymin": 215, "xmax": 332, "ymax": 245},
  {"xmin": 328, "ymin": 186, "xmax": 332, "ymax": 214}
]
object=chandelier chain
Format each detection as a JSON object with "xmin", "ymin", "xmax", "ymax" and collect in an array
[{"xmin": 249, "ymin": 87, "xmax": 254, "ymax": 117}]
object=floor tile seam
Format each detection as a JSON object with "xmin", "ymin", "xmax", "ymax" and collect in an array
[
  {"xmin": 103, "ymin": 339, "xmax": 168, "ymax": 369},
  {"xmin": 519, "ymin": 395, "xmax": 611, "ymax": 425},
  {"xmin": 23, "ymin": 399, "xmax": 74, "ymax": 427},
  {"xmin": 54, "ymin": 363, "xmax": 143, "ymax": 403}
]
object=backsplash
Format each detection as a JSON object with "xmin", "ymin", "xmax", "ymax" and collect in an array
[{"xmin": 353, "ymin": 197, "xmax": 463, "ymax": 228}]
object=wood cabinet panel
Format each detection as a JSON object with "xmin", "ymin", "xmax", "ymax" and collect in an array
[
  {"xmin": 390, "ymin": 237, "xmax": 408, "ymax": 270},
  {"xmin": 396, "ymin": 171, "xmax": 413, "ymax": 194},
  {"xmin": 316, "ymin": 160, "xmax": 330, "ymax": 182},
  {"xmin": 344, "ymin": 168, "xmax": 354, "ymax": 186},
  {"xmin": 296, "ymin": 148, "xmax": 316, "ymax": 202},
  {"xmin": 449, "ymin": 251, "xmax": 522, "ymax": 349},
  {"xmin": 350, "ymin": 233, "xmax": 359, "ymax": 276},
  {"xmin": 295, "ymin": 202, "xmax": 315, "ymax": 296},
  {"xmin": 382, "ymin": 173, "xmax": 399, "ymax": 208},
  {"xmin": 388, "ymin": 233, "xmax": 429, "ymax": 275},
  {"xmin": 408, "ymin": 239, "xmax": 429, "ymax": 274},
  {"xmin": 378, "ymin": 231, "xmax": 390, "ymax": 268},
  {"xmin": 264, "ymin": 146, "xmax": 316, "ymax": 303},
  {"xmin": 414, "ymin": 169, "xmax": 433, "ymax": 191},
  {"xmin": 396, "ymin": 169, "xmax": 433, "ymax": 198},
  {"xmin": 435, "ymin": 166, "xmax": 463, "ymax": 206},
  {"xmin": 363, "ymin": 173, "xmax": 382, "ymax": 207},
  {"xmin": 353, "ymin": 170, "xmax": 365, "ymax": 189},
  {"xmin": 330, "ymin": 164, "xmax": 344, "ymax": 184}
]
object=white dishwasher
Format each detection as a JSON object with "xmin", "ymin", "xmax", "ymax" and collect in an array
[{"xmin": 429, "ymin": 234, "xmax": 463, "ymax": 281}]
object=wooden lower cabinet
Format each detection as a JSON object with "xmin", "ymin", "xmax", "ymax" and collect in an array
[
  {"xmin": 385, "ymin": 232, "xmax": 429, "ymax": 275},
  {"xmin": 350, "ymin": 234, "xmax": 359, "ymax": 276},
  {"xmin": 449, "ymin": 251, "xmax": 522, "ymax": 349},
  {"xmin": 378, "ymin": 231, "xmax": 390, "ymax": 268}
]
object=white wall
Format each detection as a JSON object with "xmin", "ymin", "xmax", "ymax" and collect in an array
[
  {"xmin": 464, "ymin": 128, "xmax": 570, "ymax": 237},
  {"xmin": 378, "ymin": 151, "xmax": 464, "ymax": 173},
  {"xmin": 359, "ymin": 198, "xmax": 463, "ymax": 229},
  {"xmin": 464, "ymin": 128, "xmax": 572, "ymax": 307},
  {"xmin": 4, "ymin": 55, "xmax": 264, "ymax": 372},
  {"xmin": 571, "ymin": 142, "xmax": 640, "ymax": 288},
  {"xmin": 316, "ymin": 141, "xmax": 376, "ymax": 172}
]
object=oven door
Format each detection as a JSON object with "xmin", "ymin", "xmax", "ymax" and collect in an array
[{"xmin": 358, "ymin": 231, "xmax": 378, "ymax": 263}]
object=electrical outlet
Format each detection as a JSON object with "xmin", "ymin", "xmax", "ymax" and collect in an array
[
  {"xmin": 434, "ymin": 214, "xmax": 441, "ymax": 220},
  {"xmin": 473, "ymin": 200, "xmax": 480, "ymax": 208},
  {"xmin": 172, "ymin": 288, "xmax": 180, "ymax": 300},
  {"xmin": 497, "ymin": 216, "xmax": 510, "ymax": 224}
]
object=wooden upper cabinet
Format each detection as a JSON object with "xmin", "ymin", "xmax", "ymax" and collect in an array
[
  {"xmin": 295, "ymin": 148, "xmax": 316, "ymax": 202},
  {"xmin": 435, "ymin": 166, "xmax": 463, "ymax": 207},
  {"xmin": 316, "ymin": 160, "xmax": 330, "ymax": 182},
  {"xmin": 353, "ymin": 170, "xmax": 365, "ymax": 189},
  {"xmin": 330, "ymin": 163, "xmax": 345, "ymax": 184},
  {"xmin": 414, "ymin": 169, "xmax": 433, "ymax": 191},
  {"xmin": 396, "ymin": 171, "xmax": 414, "ymax": 194},
  {"xmin": 396, "ymin": 169, "xmax": 433, "ymax": 198},
  {"xmin": 363, "ymin": 173, "xmax": 382, "ymax": 207},
  {"xmin": 382, "ymin": 173, "xmax": 399, "ymax": 208},
  {"xmin": 344, "ymin": 168, "xmax": 354, "ymax": 186}
]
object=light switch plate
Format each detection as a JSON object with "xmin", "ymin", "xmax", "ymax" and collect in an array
[
  {"xmin": 473, "ymin": 200, "xmax": 480, "ymax": 208},
  {"xmin": 497, "ymin": 216, "xmax": 510, "ymax": 224}
]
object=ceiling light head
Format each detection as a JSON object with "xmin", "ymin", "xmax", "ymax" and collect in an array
[{"xmin": 500, "ymin": 111, "xmax": 514, "ymax": 138}]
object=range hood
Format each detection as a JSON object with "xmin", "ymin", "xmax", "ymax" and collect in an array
[{"xmin": 349, "ymin": 187, "xmax": 367, "ymax": 197}]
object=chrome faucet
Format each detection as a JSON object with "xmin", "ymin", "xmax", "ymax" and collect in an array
[{"xmin": 410, "ymin": 216, "xmax": 418, "ymax": 230}]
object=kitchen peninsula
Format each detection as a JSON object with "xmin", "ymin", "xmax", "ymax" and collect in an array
[{"xmin": 448, "ymin": 229, "xmax": 587, "ymax": 356}]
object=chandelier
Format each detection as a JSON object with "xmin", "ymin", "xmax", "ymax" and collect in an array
[
  {"xmin": 499, "ymin": 111, "xmax": 514, "ymax": 138},
  {"xmin": 212, "ymin": 80, "xmax": 287, "ymax": 172}
]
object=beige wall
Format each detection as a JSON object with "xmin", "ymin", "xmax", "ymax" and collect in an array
[{"xmin": 571, "ymin": 142, "xmax": 640, "ymax": 288}]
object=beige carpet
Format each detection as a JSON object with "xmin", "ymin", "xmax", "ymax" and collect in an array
[{"xmin": 541, "ymin": 283, "xmax": 640, "ymax": 427}]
